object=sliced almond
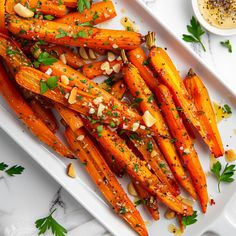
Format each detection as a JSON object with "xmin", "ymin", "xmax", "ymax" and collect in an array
[
  {"xmin": 165, "ymin": 209, "xmax": 176, "ymax": 220},
  {"xmin": 61, "ymin": 75, "xmax": 69, "ymax": 85},
  {"xmin": 112, "ymin": 63, "xmax": 121, "ymax": 73},
  {"xmin": 79, "ymin": 47, "xmax": 89, "ymax": 60},
  {"xmin": 88, "ymin": 49, "xmax": 97, "ymax": 60},
  {"xmin": 151, "ymin": 150, "xmax": 158, "ymax": 158},
  {"xmin": 68, "ymin": 87, "xmax": 78, "ymax": 104},
  {"xmin": 59, "ymin": 54, "xmax": 67, "ymax": 65},
  {"xmin": 89, "ymin": 107, "xmax": 95, "ymax": 114},
  {"xmin": 142, "ymin": 110, "xmax": 157, "ymax": 127},
  {"xmin": 108, "ymin": 52, "xmax": 116, "ymax": 62},
  {"xmin": 127, "ymin": 182, "xmax": 138, "ymax": 197},
  {"xmin": 14, "ymin": 3, "xmax": 34, "ymax": 18},
  {"xmin": 176, "ymin": 195, "xmax": 194, "ymax": 206},
  {"xmin": 67, "ymin": 163, "xmax": 76, "ymax": 178},
  {"xmin": 112, "ymin": 43, "xmax": 119, "ymax": 49}
]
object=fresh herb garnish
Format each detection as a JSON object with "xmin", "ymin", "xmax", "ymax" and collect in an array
[
  {"xmin": 77, "ymin": 0, "xmax": 90, "ymax": 13},
  {"xmin": 222, "ymin": 104, "xmax": 232, "ymax": 114},
  {"xmin": 133, "ymin": 163, "xmax": 139, "ymax": 173},
  {"xmin": 182, "ymin": 16, "xmax": 206, "ymax": 51},
  {"xmin": 55, "ymin": 28, "xmax": 68, "ymax": 39},
  {"xmin": 147, "ymin": 141, "xmax": 153, "ymax": 153},
  {"xmin": 182, "ymin": 211, "xmax": 197, "ymax": 227},
  {"xmin": 211, "ymin": 161, "xmax": 236, "ymax": 192},
  {"xmin": 119, "ymin": 206, "xmax": 127, "ymax": 214},
  {"xmin": 220, "ymin": 40, "xmax": 232, "ymax": 53},
  {"xmin": 0, "ymin": 162, "xmax": 24, "ymax": 177},
  {"xmin": 35, "ymin": 209, "xmax": 67, "ymax": 236},
  {"xmin": 97, "ymin": 125, "xmax": 103, "ymax": 137},
  {"xmin": 40, "ymin": 76, "xmax": 58, "ymax": 94},
  {"xmin": 44, "ymin": 15, "xmax": 54, "ymax": 20},
  {"xmin": 0, "ymin": 162, "xmax": 8, "ymax": 171},
  {"xmin": 36, "ymin": 52, "xmax": 57, "ymax": 67}
]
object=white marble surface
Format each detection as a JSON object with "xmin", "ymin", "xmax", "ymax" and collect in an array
[{"xmin": 0, "ymin": 0, "xmax": 236, "ymax": 236}]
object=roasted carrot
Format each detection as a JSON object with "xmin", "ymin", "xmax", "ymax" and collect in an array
[
  {"xmin": 63, "ymin": 0, "xmax": 77, "ymax": 8},
  {"xmin": 42, "ymin": 45, "xmax": 85, "ymax": 69},
  {"xmin": 65, "ymin": 127, "xmax": 148, "ymax": 236},
  {"xmin": 82, "ymin": 60, "xmax": 122, "ymax": 79},
  {"xmin": 7, "ymin": 15, "xmax": 143, "ymax": 50},
  {"xmin": 55, "ymin": 1, "xmax": 116, "ymax": 25},
  {"xmin": 16, "ymin": 67, "xmax": 143, "ymax": 131},
  {"xmin": 30, "ymin": 47, "xmax": 143, "ymax": 129},
  {"xmin": 184, "ymin": 69, "xmax": 224, "ymax": 157},
  {"xmin": 156, "ymin": 84, "xmax": 208, "ymax": 213},
  {"xmin": 30, "ymin": 99, "xmax": 58, "ymax": 133},
  {"xmin": 133, "ymin": 182, "xmax": 159, "ymax": 221},
  {"xmin": 127, "ymin": 132, "xmax": 180, "ymax": 197},
  {"xmin": 0, "ymin": 63, "xmax": 74, "ymax": 158},
  {"xmin": 127, "ymin": 46, "xmax": 196, "ymax": 139},
  {"xmin": 82, "ymin": 118, "xmax": 193, "ymax": 215},
  {"xmin": 110, "ymin": 80, "xmax": 126, "ymax": 100},
  {"xmin": 146, "ymin": 32, "xmax": 218, "ymax": 157},
  {"xmin": 122, "ymin": 56, "xmax": 197, "ymax": 199},
  {"xmin": 55, "ymin": 104, "xmax": 84, "ymax": 133},
  {"xmin": 127, "ymin": 47, "xmax": 159, "ymax": 92},
  {"xmin": 0, "ymin": 0, "xmax": 8, "ymax": 34},
  {"xmin": 6, "ymin": 0, "xmax": 67, "ymax": 17},
  {"xmin": 0, "ymin": 33, "xmax": 31, "ymax": 73}
]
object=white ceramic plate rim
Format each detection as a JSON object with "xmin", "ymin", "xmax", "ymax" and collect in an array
[
  {"xmin": 1, "ymin": 1, "xmax": 236, "ymax": 235},
  {"xmin": 191, "ymin": 0, "xmax": 236, "ymax": 36}
]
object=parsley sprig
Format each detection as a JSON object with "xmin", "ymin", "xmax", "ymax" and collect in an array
[
  {"xmin": 0, "ymin": 162, "xmax": 24, "ymax": 176},
  {"xmin": 33, "ymin": 52, "xmax": 57, "ymax": 68},
  {"xmin": 220, "ymin": 40, "xmax": 232, "ymax": 53},
  {"xmin": 182, "ymin": 211, "xmax": 197, "ymax": 227},
  {"xmin": 211, "ymin": 161, "xmax": 236, "ymax": 192},
  {"xmin": 35, "ymin": 209, "xmax": 67, "ymax": 236},
  {"xmin": 183, "ymin": 16, "xmax": 206, "ymax": 51},
  {"xmin": 77, "ymin": 0, "xmax": 90, "ymax": 13}
]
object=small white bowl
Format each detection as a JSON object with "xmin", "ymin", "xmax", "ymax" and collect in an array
[{"xmin": 192, "ymin": 0, "xmax": 236, "ymax": 36}]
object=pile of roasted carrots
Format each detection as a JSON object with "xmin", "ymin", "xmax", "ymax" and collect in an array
[{"xmin": 0, "ymin": 1, "xmax": 225, "ymax": 235}]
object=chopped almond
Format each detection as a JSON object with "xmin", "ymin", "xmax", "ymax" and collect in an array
[
  {"xmin": 225, "ymin": 149, "xmax": 236, "ymax": 162},
  {"xmin": 165, "ymin": 209, "xmax": 176, "ymax": 219},
  {"xmin": 142, "ymin": 110, "xmax": 156, "ymax": 127},
  {"xmin": 67, "ymin": 163, "xmax": 76, "ymax": 178}
]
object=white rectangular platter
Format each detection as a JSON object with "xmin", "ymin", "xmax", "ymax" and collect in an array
[{"xmin": 1, "ymin": 0, "xmax": 236, "ymax": 235}]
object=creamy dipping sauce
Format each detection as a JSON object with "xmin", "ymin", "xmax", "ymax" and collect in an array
[{"xmin": 198, "ymin": 0, "xmax": 236, "ymax": 29}]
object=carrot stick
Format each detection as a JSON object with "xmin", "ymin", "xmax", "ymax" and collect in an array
[
  {"xmin": 127, "ymin": 132, "xmax": 180, "ymax": 197},
  {"xmin": 133, "ymin": 182, "xmax": 159, "ymax": 221},
  {"xmin": 55, "ymin": 1, "xmax": 116, "ymax": 25},
  {"xmin": 7, "ymin": 15, "xmax": 143, "ymax": 50},
  {"xmin": 29, "ymin": 48, "xmax": 143, "ymax": 129},
  {"xmin": 82, "ymin": 60, "xmax": 122, "ymax": 79},
  {"xmin": 110, "ymin": 80, "xmax": 126, "ymax": 100},
  {"xmin": 0, "ymin": 63, "xmax": 74, "ymax": 158},
  {"xmin": 63, "ymin": 0, "xmax": 77, "ymax": 8},
  {"xmin": 42, "ymin": 45, "xmax": 85, "ymax": 69},
  {"xmin": 0, "ymin": 0, "xmax": 8, "ymax": 35},
  {"xmin": 156, "ymin": 84, "xmax": 209, "ymax": 213},
  {"xmin": 65, "ymin": 127, "xmax": 148, "ymax": 236},
  {"xmin": 16, "ymin": 66, "xmax": 143, "ymax": 131},
  {"xmin": 122, "ymin": 59, "xmax": 197, "ymax": 200},
  {"xmin": 0, "ymin": 33, "xmax": 31, "ymax": 74},
  {"xmin": 6, "ymin": 0, "xmax": 67, "ymax": 17},
  {"xmin": 30, "ymin": 99, "xmax": 58, "ymax": 133},
  {"xmin": 82, "ymin": 118, "xmax": 193, "ymax": 216},
  {"xmin": 184, "ymin": 69, "xmax": 224, "ymax": 157},
  {"xmin": 55, "ymin": 104, "xmax": 84, "ymax": 133},
  {"xmin": 146, "ymin": 32, "xmax": 219, "ymax": 157},
  {"xmin": 127, "ymin": 46, "xmax": 195, "ymax": 140}
]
